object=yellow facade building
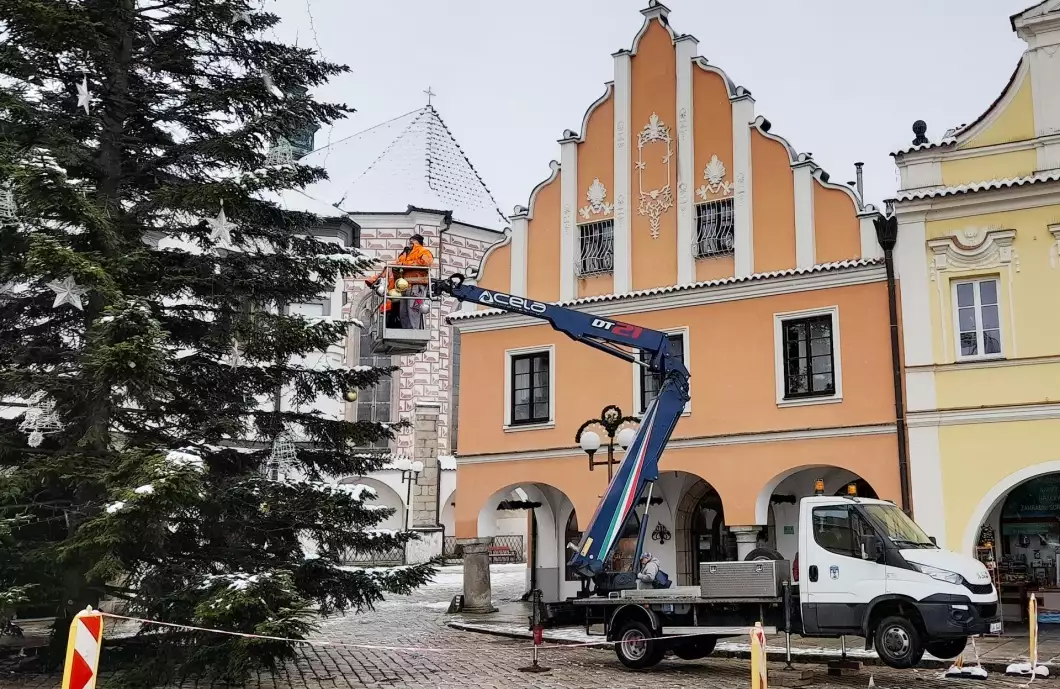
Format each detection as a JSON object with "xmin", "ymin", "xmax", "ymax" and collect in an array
[{"xmin": 892, "ymin": 1, "xmax": 1060, "ymax": 622}]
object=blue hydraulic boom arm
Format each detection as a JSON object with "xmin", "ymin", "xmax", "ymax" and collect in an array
[{"xmin": 430, "ymin": 274, "xmax": 690, "ymax": 579}]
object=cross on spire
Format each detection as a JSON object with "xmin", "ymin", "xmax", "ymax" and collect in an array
[{"xmin": 423, "ymin": 86, "xmax": 436, "ymax": 106}]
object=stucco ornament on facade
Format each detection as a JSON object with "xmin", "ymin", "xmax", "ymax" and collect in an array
[
  {"xmin": 579, "ymin": 178, "xmax": 614, "ymax": 220},
  {"xmin": 697, "ymin": 154, "xmax": 735, "ymax": 200},
  {"xmin": 636, "ymin": 112, "xmax": 674, "ymax": 238},
  {"xmin": 1049, "ymin": 224, "xmax": 1060, "ymax": 268},
  {"xmin": 677, "ymin": 108, "xmax": 691, "ymax": 213},
  {"xmin": 926, "ymin": 226, "xmax": 1019, "ymax": 280}
]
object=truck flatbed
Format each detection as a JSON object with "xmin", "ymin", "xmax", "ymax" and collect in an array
[{"xmin": 571, "ymin": 594, "xmax": 783, "ymax": 605}]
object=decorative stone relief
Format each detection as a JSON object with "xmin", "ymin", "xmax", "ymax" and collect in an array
[
  {"xmin": 562, "ymin": 203, "xmax": 574, "ymax": 239},
  {"xmin": 697, "ymin": 154, "xmax": 734, "ymax": 200},
  {"xmin": 615, "ymin": 193, "xmax": 626, "ymax": 222},
  {"xmin": 579, "ymin": 178, "xmax": 614, "ymax": 219},
  {"xmin": 636, "ymin": 112, "xmax": 674, "ymax": 239},
  {"xmin": 926, "ymin": 226, "xmax": 1018, "ymax": 280},
  {"xmin": 677, "ymin": 108, "xmax": 690, "ymax": 213}
]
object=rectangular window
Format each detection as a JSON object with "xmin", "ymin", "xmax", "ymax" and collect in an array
[
  {"xmin": 356, "ymin": 327, "xmax": 393, "ymax": 450},
  {"xmin": 577, "ymin": 219, "xmax": 614, "ymax": 277},
  {"xmin": 638, "ymin": 333, "xmax": 685, "ymax": 413},
  {"xmin": 288, "ymin": 298, "xmax": 330, "ymax": 318},
  {"xmin": 510, "ymin": 351, "xmax": 550, "ymax": 425},
  {"xmin": 953, "ymin": 278, "xmax": 1002, "ymax": 360},
  {"xmin": 781, "ymin": 315, "xmax": 835, "ymax": 399},
  {"xmin": 694, "ymin": 199, "xmax": 735, "ymax": 258}
]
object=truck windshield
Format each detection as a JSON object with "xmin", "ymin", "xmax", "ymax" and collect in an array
[{"xmin": 862, "ymin": 504, "xmax": 936, "ymax": 549}]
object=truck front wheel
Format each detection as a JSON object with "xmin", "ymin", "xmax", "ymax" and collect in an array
[
  {"xmin": 614, "ymin": 619, "xmax": 665, "ymax": 669},
  {"xmin": 926, "ymin": 638, "xmax": 968, "ymax": 660},
  {"xmin": 874, "ymin": 616, "xmax": 925, "ymax": 669}
]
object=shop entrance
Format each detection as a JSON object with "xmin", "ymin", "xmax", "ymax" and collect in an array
[{"xmin": 974, "ymin": 472, "xmax": 1060, "ymax": 625}]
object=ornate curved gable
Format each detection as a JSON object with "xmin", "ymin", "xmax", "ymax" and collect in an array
[{"xmin": 477, "ymin": 0, "xmax": 878, "ymax": 302}]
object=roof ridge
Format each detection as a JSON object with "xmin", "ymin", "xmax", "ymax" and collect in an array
[{"xmin": 423, "ymin": 106, "xmax": 508, "ymax": 225}]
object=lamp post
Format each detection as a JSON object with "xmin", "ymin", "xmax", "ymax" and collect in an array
[
  {"xmin": 575, "ymin": 405, "xmax": 640, "ymax": 484},
  {"xmin": 395, "ymin": 458, "xmax": 424, "ymax": 529}
]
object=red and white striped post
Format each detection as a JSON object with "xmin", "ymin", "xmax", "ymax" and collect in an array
[{"xmin": 61, "ymin": 606, "xmax": 104, "ymax": 689}]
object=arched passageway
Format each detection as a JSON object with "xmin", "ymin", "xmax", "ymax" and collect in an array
[
  {"xmin": 671, "ymin": 474, "xmax": 728, "ymax": 585},
  {"xmin": 337, "ymin": 476, "xmax": 406, "ymax": 531},
  {"xmin": 964, "ymin": 465, "xmax": 1060, "ymax": 623},
  {"xmin": 478, "ymin": 482, "xmax": 577, "ymax": 602}
]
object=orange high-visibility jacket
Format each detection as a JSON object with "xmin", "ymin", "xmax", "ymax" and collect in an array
[{"xmin": 395, "ymin": 244, "xmax": 434, "ymax": 284}]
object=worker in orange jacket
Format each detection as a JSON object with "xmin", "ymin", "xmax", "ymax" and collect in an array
[
  {"xmin": 394, "ymin": 234, "xmax": 433, "ymax": 329},
  {"xmin": 364, "ymin": 233, "xmax": 434, "ymax": 329}
]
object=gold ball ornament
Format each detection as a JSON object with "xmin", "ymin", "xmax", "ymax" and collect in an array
[
  {"xmin": 387, "ymin": 288, "xmax": 402, "ymax": 299},
  {"xmin": 395, "ymin": 278, "xmax": 410, "ymax": 292},
  {"xmin": 344, "ymin": 389, "xmax": 358, "ymax": 402}
]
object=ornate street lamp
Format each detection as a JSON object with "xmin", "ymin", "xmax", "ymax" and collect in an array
[{"xmin": 575, "ymin": 405, "xmax": 640, "ymax": 484}]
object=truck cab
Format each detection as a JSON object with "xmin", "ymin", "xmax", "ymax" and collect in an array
[{"xmin": 797, "ymin": 495, "xmax": 1000, "ymax": 667}]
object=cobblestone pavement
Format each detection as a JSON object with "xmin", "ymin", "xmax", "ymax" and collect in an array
[{"xmin": 0, "ymin": 565, "xmax": 1046, "ymax": 689}]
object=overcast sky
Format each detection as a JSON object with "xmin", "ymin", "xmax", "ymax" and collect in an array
[{"xmin": 271, "ymin": 0, "xmax": 1033, "ymax": 215}]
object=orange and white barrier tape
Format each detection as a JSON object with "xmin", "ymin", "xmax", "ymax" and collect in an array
[
  {"xmin": 98, "ymin": 610, "xmax": 725, "ymax": 655},
  {"xmin": 61, "ymin": 607, "xmax": 104, "ymax": 689}
]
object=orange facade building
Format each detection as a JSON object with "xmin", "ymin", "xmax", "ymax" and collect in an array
[{"xmin": 450, "ymin": 2, "xmax": 902, "ymax": 602}]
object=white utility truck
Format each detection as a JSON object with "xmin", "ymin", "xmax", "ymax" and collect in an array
[{"xmin": 569, "ymin": 490, "xmax": 1000, "ymax": 670}]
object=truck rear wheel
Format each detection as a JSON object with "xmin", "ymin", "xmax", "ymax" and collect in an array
[
  {"xmin": 744, "ymin": 547, "xmax": 784, "ymax": 561},
  {"xmin": 926, "ymin": 638, "xmax": 967, "ymax": 660},
  {"xmin": 874, "ymin": 615, "xmax": 925, "ymax": 669},
  {"xmin": 673, "ymin": 635, "xmax": 717, "ymax": 660},
  {"xmin": 614, "ymin": 619, "xmax": 665, "ymax": 669}
]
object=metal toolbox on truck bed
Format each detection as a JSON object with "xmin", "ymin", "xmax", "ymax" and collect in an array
[{"xmin": 699, "ymin": 560, "xmax": 790, "ymax": 599}]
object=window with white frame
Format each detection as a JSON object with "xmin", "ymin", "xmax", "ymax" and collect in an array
[
  {"xmin": 953, "ymin": 278, "xmax": 1002, "ymax": 360},
  {"xmin": 288, "ymin": 296, "xmax": 330, "ymax": 318},
  {"xmin": 774, "ymin": 307, "xmax": 842, "ymax": 404},
  {"xmin": 635, "ymin": 330, "xmax": 689, "ymax": 414},
  {"xmin": 505, "ymin": 346, "xmax": 554, "ymax": 428}
]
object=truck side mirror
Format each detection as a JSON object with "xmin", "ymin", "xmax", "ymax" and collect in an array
[
  {"xmin": 863, "ymin": 534, "xmax": 884, "ymax": 561},
  {"xmin": 929, "ymin": 536, "xmax": 937, "ymax": 546}
]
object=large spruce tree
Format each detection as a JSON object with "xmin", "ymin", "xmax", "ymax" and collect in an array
[{"xmin": 0, "ymin": 0, "xmax": 435, "ymax": 684}]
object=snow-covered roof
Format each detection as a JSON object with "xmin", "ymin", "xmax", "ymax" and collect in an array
[{"xmin": 282, "ymin": 107, "xmax": 508, "ymax": 232}]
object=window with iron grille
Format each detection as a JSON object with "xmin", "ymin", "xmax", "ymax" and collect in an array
[
  {"xmin": 356, "ymin": 326, "xmax": 393, "ymax": 449},
  {"xmin": 638, "ymin": 333, "xmax": 685, "ymax": 413},
  {"xmin": 577, "ymin": 219, "xmax": 614, "ymax": 276},
  {"xmin": 781, "ymin": 315, "xmax": 835, "ymax": 399},
  {"xmin": 509, "ymin": 351, "xmax": 550, "ymax": 425},
  {"xmin": 695, "ymin": 199, "xmax": 735, "ymax": 258}
]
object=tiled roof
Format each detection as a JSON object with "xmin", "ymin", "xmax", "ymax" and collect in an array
[
  {"xmin": 448, "ymin": 258, "xmax": 884, "ymax": 322},
  {"xmin": 892, "ymin": 170, "xmax": 1060, "ymax": 202},
  {"xmin": 286, "ymin": 107, "xmax": 508, "ymax": 232}
]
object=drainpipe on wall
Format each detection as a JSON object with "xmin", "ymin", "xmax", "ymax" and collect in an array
[
  {"xmin": 873, "ymin": 213, "xmax": 913, "ymax": 516},
  {"xmin": 434, "ymin": 211, "xmax": 453, "ymax": 528}
]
